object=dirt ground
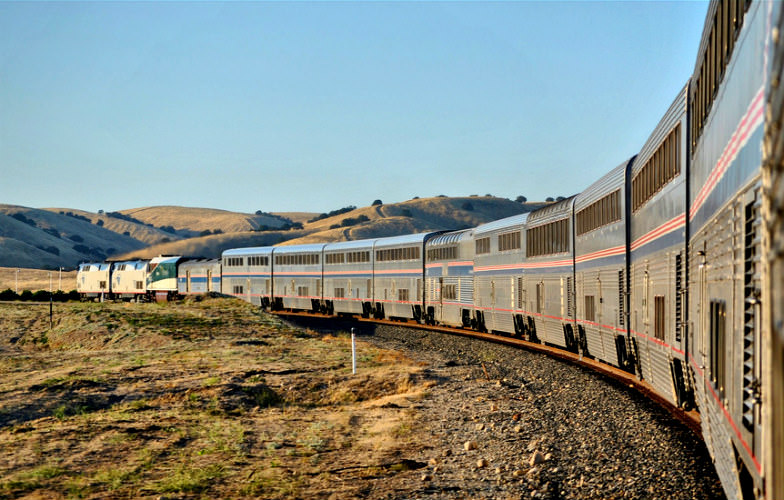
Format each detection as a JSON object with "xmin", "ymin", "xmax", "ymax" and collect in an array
[
  {"xmin": 0, "ymin": 267, "xmax": 78, "ymax": 293},
  {"xmin": 0, "ymin": 298, "xmax": 434, "ymax": 499}
]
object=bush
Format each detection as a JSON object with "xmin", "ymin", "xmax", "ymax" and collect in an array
[
  {"xmin": 371, "ymin": 199, "xmax": 382, "ymax": 206},
  {"xmin": 96, "ymin": 219, "xmax": 104, "ymax": 227},
  {"xmin": 0, "ymin": 289, "xmax": 18, "ymax": 301},
  {"xmin": 461, "ymin": 202, "xmax": 474, "ymax": 211},
  {"xmin": 401, "ymin": 209, "xmax": 413, "ymax": 217},
  {"xmin": 546, "ymin": 197, "xmax": 554, "ymax": 202},
  {"xmin": 20, "ymin": 290, "xmax": 33, "ymax": 301},
  {"xmin": 69, "ymin": 234, "xmax": 84, "ymax": 243},
  {"xmin": 44, "ymin": 228, "xmax": 61, "ymax": 239},
  {"xmin": 32, "ymin": 290, "xmax": 51, "ymax": 301},
  {"xmin": 516, "ymin": 195, "xmax": 528, "ymax": 203}
]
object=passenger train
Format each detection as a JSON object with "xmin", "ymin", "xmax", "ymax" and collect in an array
[{"xmin": 76, "ymin": 2, "xmax": 783, "ymax": 499}]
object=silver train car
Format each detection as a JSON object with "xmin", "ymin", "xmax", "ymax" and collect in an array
[
  {"xmin": 522, "ymin": 197, "xmax": 577, "ymax": 351},
  {"xmin": 177, "ymin": 259, "xmax": 221, "ymax": 296},
  {"xmin": 472, "ymin": 214, "xmax": 529, "ymax": 335},
  {"xmin": 271, "ymin": 244, "xmax": 324, "ymax": 312},
  {"xmin": 424, "ymin": 228, "xmax": 475, "ymax": 328},
  {"xmin": 573, "ymin": 159, "xmax": 632, "ymax": 369},
  {"xmin": 322, "ymin": 239, "xmax": 373, "ymax": 317},
  {"xmin": 687, "ymin": 1, "xmax": 772, "ymax": 498},
  {"xmin": 629, "ymin": 85, "xmax": 690, "ymax": 406},
  {"xmin": 372, "ymin": 233, "xmax": 437, "ymax": 321},
  {"xmin": 221, "ymin": 247, "xmax": 273, "ymax": 307}
]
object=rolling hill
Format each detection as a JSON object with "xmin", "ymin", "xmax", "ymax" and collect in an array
[{"xmin": 1, "ymin": 197, "xmax": 547, "ymax": 269}]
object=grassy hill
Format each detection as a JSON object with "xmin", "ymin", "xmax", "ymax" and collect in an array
[
  {"xmin": 0, "ymin": 205, "xmax": 148, "ymax": 268},
  {"xmin": 119, "ymin": 206, "xmax": 290, "ymax": 234},
  {"xmin": 2, "ymin": 197, "xmax": 547, "ymax": 268}
]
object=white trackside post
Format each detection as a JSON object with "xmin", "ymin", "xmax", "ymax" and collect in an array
[{"xmin": 351, "ymin": 328, "xmax": 356, "ymax": 374}]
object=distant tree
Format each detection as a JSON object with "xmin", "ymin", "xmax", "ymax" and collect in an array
[
  {"xmin": 69, "ymin": 234, "xmax": 84, "ymax": 243},
  {"xmin": 401, "ymin": 209, "xmax": 413, "ymax": 218},
  {"xmin": 485, "ymin": 194, "xmax": 492, "ymax": 197},
  {"xmin": 123, "ymin": 231, "xmax": 131, "ymax": 236},
  {"xmin": 98, "ymin": 209, "xmax": 104, "ymax": 214},
  {"xmin": 412, "ymin": 196, "xmax": 420, "ymax": 200},
  {"xmin": 372, "ymin": 199, "xmax": 383, "ymax": 206},
  {"xmin": 289, "ymin": 222, "xmax": 303, "ymax": 230},
  {"xmin": 470, "ymin": 194, "xmax": 478, "ymax": 197},
  {"xmin": 200, "ymin": 230, "xmax": 212, "ymax": 237},
  {"xmin": 213, "ymin": 229, "xmax": 223, "ymax": 235},
  {"xmin": 44, "ymin": 228, "xmax": 61, "ymax": 239},
  {"xmin": 462, "ymin": 202, "xmax": 474, "ymax": 211},
  {"xmin": 546, "ymin": 197, "xmax": 555, "ymax": 202},
  {"xmin": 556, "ymin": 196, "xmax": 566, "ymax": 202},
  {"xmin": 160, "ymin": 225, "xmax": 176, "ymax": 234},
  {"xmin": 437, "ymin": 194, "xmax": 447, "ymax": 198},
  {"xmin": 96, "ymin": 219, "xmax": 104, "ymax": 227},
  {"xmin": 20, "ymin": 290, "xmax": 33, "ymax": 301},
  {"xmin": 255, "ymin": 210, "xmax": 263, "ymax": 215},
  {"xmin": 0, "ymin": 289, "xmax": 17, "ymax": 301},
  {"xmin": 161, "ymin": 238, "xmax": 171, "ymax": 243},
  {"xmin": 329, "ymin": 224, "xmax": 341, "ymax": 230},
  {"xmin": 515, "ymin": 195, "xmax": 528, "ymax": 203},
  {"xmin": 42, "ymin": 246, "xmax": 60, "ymax": 256}
]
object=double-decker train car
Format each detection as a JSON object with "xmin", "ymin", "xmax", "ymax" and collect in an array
[
  {"xmin": 372, "ymin": 233, "xmax": 438, "ymax": 321},
  {"xmin": 221, "ymin": 247, "xmax": 273, "ymax": 307},
  {"xmin": 177, "ymin": 259, "xmax": 221, "ymax": 296},
  {"xmin": 522, "ymin": 197, "xmax": 577, "ymax": 351},
  {"xmin": 687, "ymin": 1, "xmax": 771, "ymax": 498},
  {"xmin": 424, "ymin": 228, "xmax": 475, "ymax": 328},
  {"xmin": 271, "ymin": 244, "xmax": 324, "ymax": 312},
  {"xmin": 573, "ymin": 159, "xmax": 632, "ymax": 368},
  {"xmin": 629, "ymin": 85, "xmax": 690, "ymax": 404},
  {"xmin": 111, "ymin": 260, "xmax": 149, "ymax": 300},
  {"xmin": 472, "ymin": 214, "xmax": 529, "ymax": 335},
  {"xmin": 76, "ymin": 262, "xmax": 112, "ymax": 299},
  {"xmin": 322, "ymin": 239, "xmax": 373, "ymax": 317}
]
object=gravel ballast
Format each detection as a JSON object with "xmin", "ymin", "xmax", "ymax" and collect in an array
[{"xmin": 358, "ymin": 323, "xmax": 725, "ymax": 500}]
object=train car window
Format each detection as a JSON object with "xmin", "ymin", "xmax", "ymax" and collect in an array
[
  {"xmin": 398, "ymin": 289, "xmax": 409, "ymax": 302},
  {"xmin": 690, "ymin": 0, "xmax": 748, "ymax": 151},
  {"xmin": 632, "ymin": 125, "xmax": 681, "ymax": 212},
  {"xmin": 334, "ymin": 288, "xmax": 345, "ymax": 298},
  {"xmin": 233, "ymin": 285, "xmax": 243, "ymax": 295},
  {"xmin": 585, "ymin": 295, "xmax": 595, "ymax": 322},
  {"xmin": 654, "ymin": 296, "xmax": 665, "ymax": 340},
  {"xmin": 476, "ymin": 237, "xmax": 490, "ymax": 254},
  {"xmin": 710, "ymin": 300, "xmax": 727, "ymax": 398}
]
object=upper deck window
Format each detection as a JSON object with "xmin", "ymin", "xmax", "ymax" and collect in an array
[
  {"xmin": 526, "ymin": 218, "xmax": 569, "ymax": 257},
  {"xmin": 498, "ymin": 231, "xmax": 521, "ymax": 252},
  {"xmin": 690, "ymin": 0, "xmax": 750, "ymax": 151},
  {"xmin": 427, "ymin": 245, "xmax": 458, "ymax": 261},
  {"xmin": 632, "ymin": 124, "xmax": 681, "ymax": 212},
  {"xmin": 475, "ymin": 237, "xmax": 490, "ymax": 254},
  {"xmin": 376, "ymin": 246, "xmax": 420, "ymax": 262},
  {"xmin": 576, "ymin": 189, "xmax": 621, "ymax": 235}
]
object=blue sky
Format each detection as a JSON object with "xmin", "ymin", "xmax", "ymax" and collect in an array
[{"xmin": 1, "ymin": 1, "xmax": 708, "ymax": 214}]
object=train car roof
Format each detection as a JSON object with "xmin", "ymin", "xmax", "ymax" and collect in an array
[
  {"xmin": 473, "ymin": 213, "xmax": 529, "ymax": 236},
  {"xmin": 272, "ymin": 243, "xmax": 327, "ymax": 254},
  {"xmin": 527, "ymin": 196, "xmax": 576, "ymax": 227},
  {"xmin": 373, "ymin": 232, "xmax": 442, "ymax": 249},
  {"xmin": 574, "ymin": 158, "xmax": 632, "ymax": 210},
  {"xmin": 323, "ymin": 238, "xmax": 375, "ymax": 252},
  {"xmin": 222, "ymin": 247, "xmax": 274, "ymax": 257},
  {"xmin": 427, "ymin": 229, "xmax": 473, "ymax": 246},
  {"xmin": 149, "ymin": 256, "xmax": 182, "ymax": 265}
]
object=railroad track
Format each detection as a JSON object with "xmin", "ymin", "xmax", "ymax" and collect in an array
[{"xmin": 273, "ymin": 310, "xmax": 702, "ymax": 436}]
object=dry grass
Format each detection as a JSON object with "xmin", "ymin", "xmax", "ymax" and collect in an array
[
  {"xmin": 0, "ymin": 267, "xmax": 77, "ymax": 292},
  {"xmin": 0, "ymin": 297, "xmax": 432, "ymax": 499}
]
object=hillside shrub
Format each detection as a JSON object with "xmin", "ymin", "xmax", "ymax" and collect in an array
[
  {"xmin": 462, "ymin": 202, "xmax": 474, "ymax": 211},
  {"xmin": 44, "ymin": 228, "xmax": 61, "ymax": 239},
  {"xmin": 307, "ymin": 206, "xmax": 356, "ymax": 223},
  {"xmin": 372, "ymin": 199, "xmax": 383, "ymax": 206},
  {"xmin": 69, "ymin": 234, "xmax": 84, "ymax": 243},
  {"xmin": 20, "ymin": 290, "xmax": 33, "ymax": 301},
  {"xmin": 11, "ymin": 213, "xmax": 37, "ymax": 227},
  {"xmin": 0, "ymin": 289, "xmax": 17, "ymax": 301}
]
